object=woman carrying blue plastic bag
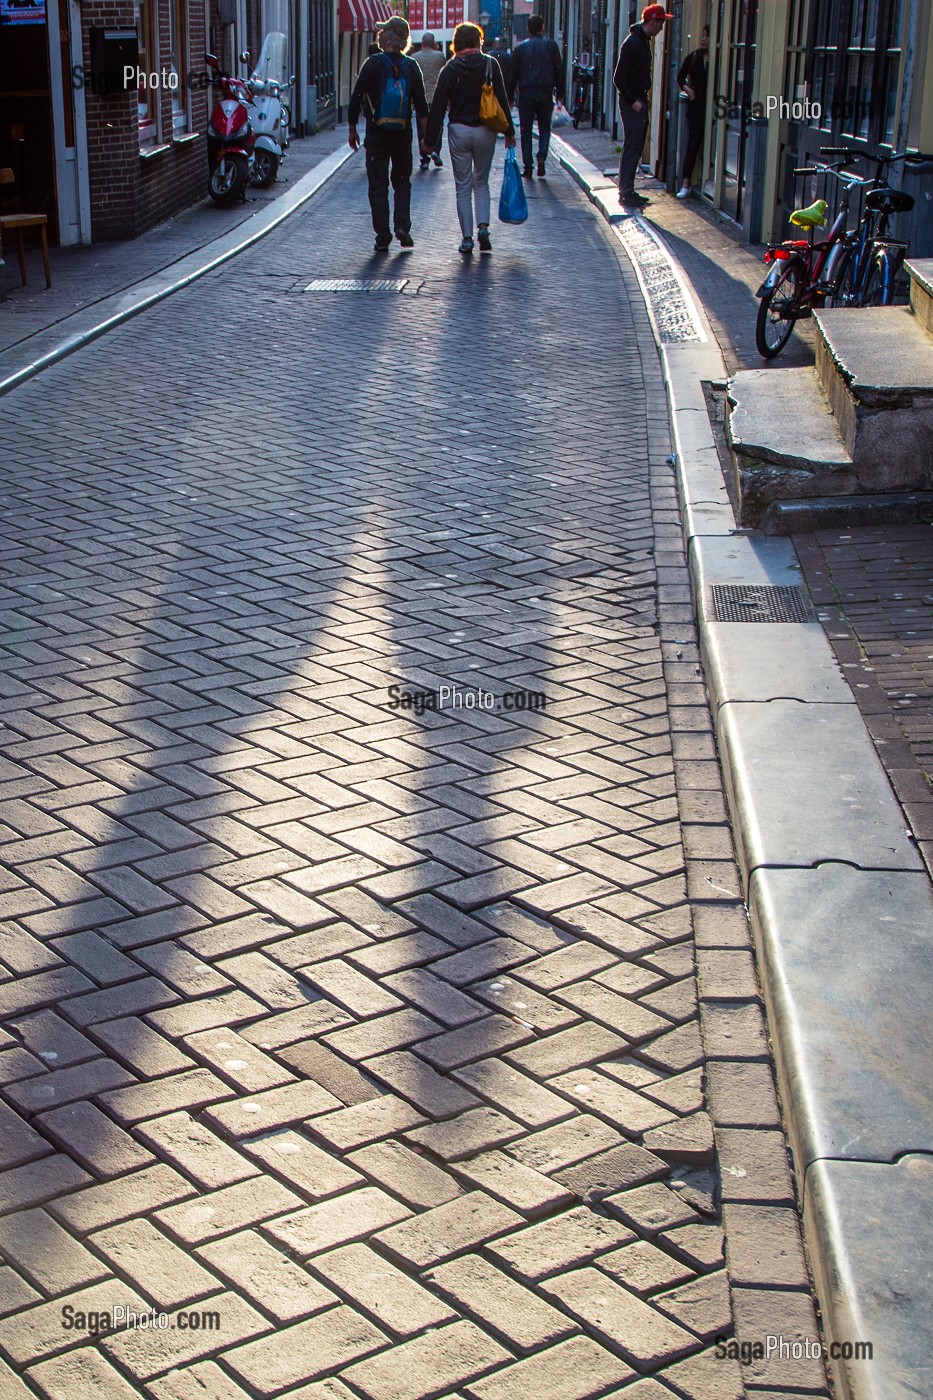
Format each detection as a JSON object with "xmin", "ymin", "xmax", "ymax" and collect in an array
[
  {"xmin": 499, "ymin": 147, "xmax": 528, "ymax": 224},
  {"xmin": 423, "ymin": 22, "xmax": 516, "ymax": 254}
]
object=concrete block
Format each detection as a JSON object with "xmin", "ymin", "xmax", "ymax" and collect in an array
[
  {"xmin": 701, "ymin": 622, "xmax": 853, "ymax": 705},
  {"xmin": 749, "ymin": 866, "xmax": 933, "ymax": 1169},
  {"xmin": 718, "ymin": 700, "xmax": 923, "ymax": 877},
  {"xmin": 689, "ymin": 534, "xmax": 804, "ymax": 622},
  {"xmin": 805, "ymin": 1155, "xmax": 933, "ymax": 1400},
  {"xmin": 814, "ymin": 307, "xmax": 933, "ymax": 489},
  {"xmin": 907, "ymin": 258, "xmax": 933, "ymax": 336}
]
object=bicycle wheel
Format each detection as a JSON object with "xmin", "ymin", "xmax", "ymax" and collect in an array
[
  {"xmin": 756, "ymin": 261, "xmax": 803, "ymax": 359},
  {"xmin": 826, "ymin": 248, "xmax": 856, "ymax": 308},
  {"xmin": 861, "ymin": 255, "xmax": 887, "ymax": 307}
]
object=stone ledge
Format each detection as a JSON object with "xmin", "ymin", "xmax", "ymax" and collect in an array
[{"xmin": 804, "ymin": 1156, "xmax": 933, "ymax": 1400}]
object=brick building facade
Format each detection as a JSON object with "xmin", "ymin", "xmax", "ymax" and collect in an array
[{"xmin": 80, "ymin": 0, "xmax": 209, "ymax": 240}]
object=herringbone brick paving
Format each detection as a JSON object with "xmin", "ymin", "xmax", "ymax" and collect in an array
[{"xmin": 0, "ymin": 150, "xmax": 825, "ymax": 1398}]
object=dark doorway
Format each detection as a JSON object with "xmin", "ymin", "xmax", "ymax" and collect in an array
[{"xmin": 0, "ymin": 0, "xmax": 58, "ymax": 240}]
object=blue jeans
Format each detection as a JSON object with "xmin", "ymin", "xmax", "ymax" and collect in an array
[{"xmin": 517, "ymin": 87, "xmax": 554, "ymax": 171}]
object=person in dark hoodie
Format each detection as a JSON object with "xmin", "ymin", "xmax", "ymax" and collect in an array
[
  {"xmin": 423, "ymin": 22, "xmax": 515, "ymax": 255},
  {"xmin": 612, "ymin": 3, "xmax": 672, "ymax": 209}
]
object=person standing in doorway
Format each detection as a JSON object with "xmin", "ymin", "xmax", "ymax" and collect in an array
[
  {"xmin": 613, "ymin": 3, "xmax": 672, "ymax": 209},
  {"xmin": 508, "ymin": 15, "xmax": 564, "ymax": 179},
  {"xmin": 414, "ymin": 33, "xmax": 446, "ymax": 168},
  {"xmin": 676, "ymin": 24, "xmax": 709, "ymax": 198},
  {"xmin": 348, "ymin": 16, "xmax": 429, "ymax": 251}
]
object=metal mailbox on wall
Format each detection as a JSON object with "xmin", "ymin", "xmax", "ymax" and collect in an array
[{"xmin": 90, "ymin": 28, "xmax": 139, "ymax": 96}]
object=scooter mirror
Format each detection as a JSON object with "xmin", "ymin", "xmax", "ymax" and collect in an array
[
  {"xmin": 240, "ymin": 50, "xmax": 250, "ymax": 63},
  {"xmin": 205, "ymin": 52, "xmax": 218, "ymax": 63},
  {"xmin": 289, "ymin": 75, "xmax": 296, "ymax": 84}
]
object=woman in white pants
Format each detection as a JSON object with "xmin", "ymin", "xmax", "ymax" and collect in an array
[{"xmin": 424, "ymin": 23, "xmax": 515, "ymax": 253}]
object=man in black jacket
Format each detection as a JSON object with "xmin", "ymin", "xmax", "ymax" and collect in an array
[
  {"xmin": 509, "ymin": 15, "xmax": 564, "ymax": 179},
  {"xmin": 348, "ymin": 16, "xmax": 429, "ymax": 251},
  {"xmin": 613, "ymin": 3, "xmax": 671, "ymax": 208}
]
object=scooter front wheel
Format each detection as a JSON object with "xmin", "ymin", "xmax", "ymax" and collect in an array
[
  {"xmin": 250, "ymin": 150, "xmax": 280, "ymax": 188},
  {"xmin": 209, "ymin": 154, "xmax": 248, "ymax": 205}
]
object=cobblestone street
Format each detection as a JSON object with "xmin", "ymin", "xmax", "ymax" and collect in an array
[{"xmin": 0, "ymin": 151, "xmax": 823, "ymax": 1399}]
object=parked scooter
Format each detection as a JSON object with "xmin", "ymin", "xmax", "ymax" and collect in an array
[
  {"xmin": 239, "ymin": 34, "xmax": 295, "ymax": 188},
  {"xmin": 205, "ymin": 52, "xmax": 256, "ymax": 204}
]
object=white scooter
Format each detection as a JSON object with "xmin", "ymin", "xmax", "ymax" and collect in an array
[{"xmin": 240, "ymin": 33, "xmax": 294, "ymax": 188}]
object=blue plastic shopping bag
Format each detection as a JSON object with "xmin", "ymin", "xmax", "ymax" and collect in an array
[{"xmin": 498, "ymin": 147, "xmax": 528, "ymax": 225}]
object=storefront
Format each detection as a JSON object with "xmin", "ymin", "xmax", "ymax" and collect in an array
[
  {"xmin": 678, "ymin": 0, "xmax": 933, "ymax": 252},
  {"xmin": 0, "ymin": 0, "xmax": 89, "ymax": 244}
]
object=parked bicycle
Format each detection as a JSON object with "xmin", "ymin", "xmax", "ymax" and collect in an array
[
  {"xmin": 823, "ymin": 149, "xmax": 917, "ymax": 309},
  {"xmin": 755, "ymin": 147, "xmax": 923, "ymax": 359},
  {"xmin": 571, "ymin": 59, "xmax": 595, "ymax": 128}
]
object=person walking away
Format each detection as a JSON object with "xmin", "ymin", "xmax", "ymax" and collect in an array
[
  {"xmin": 485, "ymin": 37, "xmax": 513, "ymax": 97},
  {"xmin": 676, "ymin": 24, "xmax": 709, "ymax": 198},
  {"xmin": 414, "ymin": 33, "xmax": 446, "ymax": 167},
  {"xmin": 508, "ymin": 15, "xmax": 564, "ymax": 179},
  {"xmin": 613, "ymin": 4, "xmax": 672, "ymax": 209},
  {"xmin": 423, "ymin": 22, "xmax": 515, "ymax": 255},
  {"xmin": 348, "ymin": 16, "xmax": 429, "ymax": 251}
]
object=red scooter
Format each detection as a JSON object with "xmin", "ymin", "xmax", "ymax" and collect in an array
[{"xmin": 205, "ymin": 53, "xmax": 256, "ymax": 204}]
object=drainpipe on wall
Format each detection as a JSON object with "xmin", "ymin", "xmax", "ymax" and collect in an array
[
  {"xmin": 895, "ymin": 0, "xmax": 918, "ymax": 155},
  {"xmin": 664, "ymin": 0, "xmax": 682, "ymax": 192}
]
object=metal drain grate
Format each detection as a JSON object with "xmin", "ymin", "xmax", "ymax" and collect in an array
[
  {"xmin": 712, "ymin": 584, "xmax": 816, "ymax": 623},
  {"xmin": 304, "ymin": 278, "xmax": 408, "ymax": 293}
]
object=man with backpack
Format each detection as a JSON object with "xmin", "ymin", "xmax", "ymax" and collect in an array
[
  {"xmin": 508, "ymin": 15, "xmax": 564, "ymax": 179},
  {"xmin": 348, "ymin": 16, "xmax": 430, "ymax": 251}
]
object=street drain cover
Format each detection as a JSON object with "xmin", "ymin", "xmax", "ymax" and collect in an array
[
  {"xmin": 304, "ymin": 278, "xmax": 408, "ymax": 293},
  {"xmin": 711, "ymin": 584, "xmax": 816, "ymax": 623}
]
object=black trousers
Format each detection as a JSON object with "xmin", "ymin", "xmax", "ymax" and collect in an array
[
  {"xmin": 618, "ymin": 101, "xmax": 649, "ymax": 199},
  {"xmin": 682, "ymin": 111, "xmax": 704, "ymax": 184},
  {"xmin": 517, "ymin": 87, "xmax": 555, "ymax": 171},
  {"xmin": 365, "ymin": 130, "xmax": 414, "ymax": 242}
]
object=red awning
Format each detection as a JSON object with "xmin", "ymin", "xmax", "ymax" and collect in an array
[{"xmin": 339, "ymin": 0, "xmax": 392, "ymax": 32}]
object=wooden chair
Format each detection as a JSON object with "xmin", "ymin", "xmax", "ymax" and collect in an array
[{"xmin": 0, "ymin": 168, "xmax": 51, "ymax": 289}]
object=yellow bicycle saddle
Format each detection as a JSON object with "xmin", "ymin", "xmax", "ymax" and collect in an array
[{"xmin": 789, "ymin": 199, "xmax": 828, "ymax": 229}]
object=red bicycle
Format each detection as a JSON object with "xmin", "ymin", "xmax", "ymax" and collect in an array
[{"xmin": 755, "ymin": 156, "xmax": 856, "ymax": 358}]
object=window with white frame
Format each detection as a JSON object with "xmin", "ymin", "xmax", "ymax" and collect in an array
[
  {"xmin": 135, "ymin": 0, "xmax": 160, "ymax": 146},
  {"xmin": 168, "ymin": 0, "xmax": 191, "ymax": 134}
]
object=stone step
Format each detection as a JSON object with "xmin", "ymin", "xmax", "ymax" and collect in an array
[
  {"xmin": 813, "ymin": 305, "xmax": 933, "ymax": 487},
  {"xmin": 907, "ymin": 257, "xmax": 933, "ymax": 336},
  {"xmin": 726, "ymin": 367, "xmax": 855, "ymax": 525}
]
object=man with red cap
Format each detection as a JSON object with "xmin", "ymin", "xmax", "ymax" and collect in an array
[{"xmin": 612, "ymin": 4, "xmax": 672, "ymax": 209}]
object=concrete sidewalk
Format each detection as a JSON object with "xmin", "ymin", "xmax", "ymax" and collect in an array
[{"xmin": 555, "ymin": 123, "xmax": 933, "ymax": 1400}]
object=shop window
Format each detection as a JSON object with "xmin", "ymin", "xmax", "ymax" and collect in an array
[
  {"xmin": 806, "ymin": 0, "xmax": 903, "ymax": 149},
  {"xmin": 135, "ymin": 0, "xmax": 159, "ymax": 146}
]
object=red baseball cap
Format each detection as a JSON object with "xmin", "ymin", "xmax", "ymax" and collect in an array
[{"xmin": 642, "ymin": 4, "xmax": 674, "ymax": 19}]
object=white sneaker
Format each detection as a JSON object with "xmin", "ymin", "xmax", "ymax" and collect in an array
[{"xmin": 676, "ymin": 187, "xmax": 691, "ymax": 200}]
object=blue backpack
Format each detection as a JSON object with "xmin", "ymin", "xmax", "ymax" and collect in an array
[{"xmin": 375, "ymin": 54, "xmax": 410, "ymax": 129}]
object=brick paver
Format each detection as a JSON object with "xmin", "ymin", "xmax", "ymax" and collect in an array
[{"xmin": 0, "ymin": 141, "xmax": 826, "ymax": 1396}]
